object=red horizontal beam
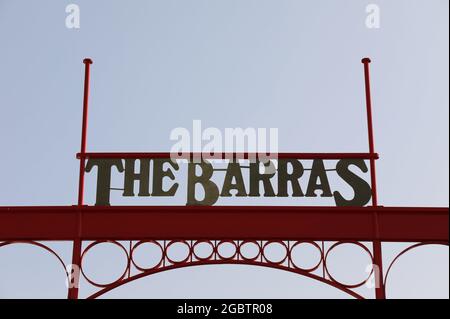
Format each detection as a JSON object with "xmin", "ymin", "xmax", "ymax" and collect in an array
[
  {"xmin": 76, "ymin": 152, "xmax": 379, "ymax": 160},
  {"xmin": 0, "ymin": 206, "xmax": 447, "ymax": 242}
]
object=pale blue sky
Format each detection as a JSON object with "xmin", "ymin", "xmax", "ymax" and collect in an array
[{"xmin": 0, "ymin": 0, "xmax": 448, "ymax": 298}]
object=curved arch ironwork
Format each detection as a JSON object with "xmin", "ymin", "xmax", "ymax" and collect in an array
[
  {"xmin": 0, "ymin": 241, "xmax": 69, "ymax": 281},
  {"xmin": 384, "ymin": 241, "xmax": 449, "ymax": 296},
  {"xmin": 0, "ymin": 239, "xmax": 448, "ymax": 299},
  {"xmin": 86, "ymin": 260, "xmax": 364, "ymax": 299},
  {"xmin": 79, "ymin": 240, "xmax": 375, "ymax": 299}
]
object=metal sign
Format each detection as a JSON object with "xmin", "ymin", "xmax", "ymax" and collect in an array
[
  {"xmin": 84, "ymin": 157, "xmax": 373, "ymax": 207},
  {"xmin": 0, "ymin": 58, "xmax": 448, "ymax": 301}
]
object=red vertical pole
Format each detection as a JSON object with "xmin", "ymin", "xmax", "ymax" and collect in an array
[
  {"xmin": 77, "ymin": 59, "xmax": 93, "ymax": 206},
  {"xmin": 362, "ymin": 57, "xmax": 385, "ymax": 299},
  {"xmin": 68, "ymin": 58, "xmax": 93, "ymax": 300}
]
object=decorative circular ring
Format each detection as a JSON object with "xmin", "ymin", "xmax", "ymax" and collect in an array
[
  {"xmin": 262, "ymin": 241, "xmax": 289, "ymax": 265},
  {"xmin": 238, "ymin": 241, "xmax": 262, "ymax": 261},
  {"xmin": 323, "ymin": 241, "xmax": 374, "ymax": 289},
  {"xmin": 165, "ymin": 240, "xmax": 192, "ymax": 264},
  {"xmin": 216, "ymin": 240, "xmax": 239, "ymax": 260},
  {"xmin": 192, "ymin": 240, "xmax": 215, "ymax": 261},
  {"xmin": 289, "ymin": 241, "xmax": 323, "ymax": 272},
  {"xmin": 130, "ymin": 240, "xmax": 164, "ymax": 271},
  {"xmin": 81, "ymin": 240, "xmax": 130, "ymax": 288}
]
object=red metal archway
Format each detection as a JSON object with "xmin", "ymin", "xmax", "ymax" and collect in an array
[{"xmin": 0, "ymin": 58, "xmax": 448, "ymax": 299}]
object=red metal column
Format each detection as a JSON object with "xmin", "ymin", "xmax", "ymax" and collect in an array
[
  {"xmin": 68, "ymin": 58, "xmax": 93, "ymax": 300},
  {"xmin": 362, "ymin": 57, "xmax": 385, "ymax": 299}
]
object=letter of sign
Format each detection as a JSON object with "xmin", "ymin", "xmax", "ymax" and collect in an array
[
  {"xmin": 152, "ymin": 159, "xmax": 180, "ymax": 196},
  {"xmin": 249, "ymin": 160, "xmax": 276, "ymax": 197},
  {"xmin": 277, "ymin": 159, "xmax": 305, "ymax": 197},
  {"xmin": 334, "ymin": 159, "xmax": 372, "ymax": 206},
  {"xmin": 187, "ymin": 160, "xmax": 219, "ymax": 205},
  {"xmin": 305, "ymin": 159, "xmax": 332, "ymax": 197},
  {"xmin": 123, "ymin": 159, "xmax": 151, "ymax": 197},
  {"xmin": 85, "ymin": 159, "xmax": 124, "ymax": 206},
  {"xmin": 220, "ymin": 162, "xmax": 247, "ymax": 197}
]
